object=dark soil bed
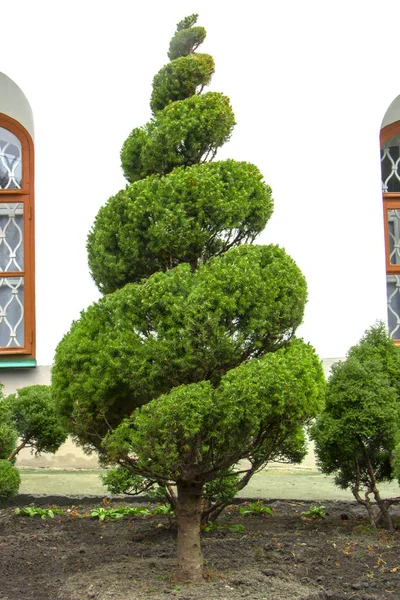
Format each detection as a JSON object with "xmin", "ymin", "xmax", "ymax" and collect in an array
[{"xmin": 1, "ymin": 498, "xmax": 400, "ymax": 600}]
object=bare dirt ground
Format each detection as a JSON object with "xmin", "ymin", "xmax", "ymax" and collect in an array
[{"xmin": 1, "ymin": 498, "xmax": 400, "ymax": 600}]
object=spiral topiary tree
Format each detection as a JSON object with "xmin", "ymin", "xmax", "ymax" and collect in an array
[{"xmin": 52, "ymin": 15, "xmax": 325, "ymax": 583}]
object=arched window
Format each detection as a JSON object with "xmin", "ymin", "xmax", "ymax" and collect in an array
[
  {"xmin": 381, "ymin": 118, "xmax": 400, "ymax": 343},
  {"xmin": 0, "ymin": 113, "xmax": 35, "ymax": 362}
]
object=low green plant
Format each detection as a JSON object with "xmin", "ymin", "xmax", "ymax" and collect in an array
[
  {"xmin": 202, "ymin": 521, "xmax": 245, "ymax": 533},
  {"xmin": 0, "ymin": 423, "xmax": 17, "ymax": 460},
  {"xmin": 301, "ymin": 505, "xmax": 326, "ymax": 519},
  {"xmin": 15, "ymin": 506, "xmax": 64, "ymax": 519},
  {"xmin": 90, "ymin": 507, "xmax": 123, "ymax": 521},
  {"xmin": 239, "ymin": 500, "xmax": 272, "ymax": 516},
  {"xmin": 152, "ymin": 504, "xmax": 174, "ymax": 515},
  {"xmin": 90, "ymin": 505, "xmax": 152, "ymax": 521}
]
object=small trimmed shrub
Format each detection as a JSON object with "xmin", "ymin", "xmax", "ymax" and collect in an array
[{"xmin": 0, "ymin": 459, "xmax": 20, "ymax": 499}]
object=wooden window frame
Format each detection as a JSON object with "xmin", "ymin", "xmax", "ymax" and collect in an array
[
  {"xmin": 0, "ymin": 113, "xmax": 35, "ymax": 360},
  {"xmin": 383, "ymin": 195, "xmax": 400, "ymax": 273},
  {"xmin": 381, "ymin": 121, "xmax": 400, "ymax": 345}
]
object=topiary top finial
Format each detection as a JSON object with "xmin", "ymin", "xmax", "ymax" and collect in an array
[
  {"xmin": 176, "ymin": 14, "xmax": 198, "ymax": 32},
  {"xmin": 168, "ymin": 15, "xmax": 206, "ymax": 60}
]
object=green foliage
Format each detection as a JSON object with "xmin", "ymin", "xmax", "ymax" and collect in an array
[
  {"xmin": 90, "ymin": 505, "xmax": 162, "ymax": 521},
  {"xmin": 15, "ymin": 506, "xmax": 61, "ymax": 519},
  {"xmin": 152, "ymin": 504, "xmax": 174, "ymax": 515},
  {"xmin": 151, "ymin": 54, "xmax": 215, "ymax": 113},
  {"xmin": 2, "ymin": 386, "xmax": 68, "ymax": 456},
  {"xmin": 101, "ymin": 464, "xmax": 239, "ymax": 510},
  {"xmin": 239, "ymin": 501, "xmax": 272, "ymax": 516},
  {"xmin": 168, "ymin": 27, "xmax": 206, "ymax": 61},
  {"xmin": 0, "ymin": 386, "xmax": 16, "ymax": 460},
  {"xmin": 54, "ymin": 245, "xmax": 309, "ymax": 443},
  {"xmin": 88, "ymin": 160, "xmax": 273, "ymax": 292},
  {"xmin": 202, "ymin": 521, "xmax": 245, "ymax": 533},
  {"xmin": 0, "ymin": 460, "xmax": 20, "ymax": 498},
  {"xmin": 91, "ymin": 507, "xmax": 123, "ymax": 521},
  {"xmin": 103, "ymin": 339, "xmax": 324, "ymax": 482},
  {"xmin": 203, "ymin": 470, "xmax": 240, "ymax": 504},
  {"xmin": 301, "ymin": 505, "xmax": 326, "ymax": 519},
  {"xmin": 121, "ymin": 92, "xmax": 235, "ymax": 183},
  {"xmin": 100, "ymin": 467, "xmax": 158, "ymax": 496},
  {"xmin": 393, "ymin": 443, "xmax": 400, "ymax": 481},
  {"xmin": 0, "ymin": 422, "xmax": 17, "ymax": 460},
  {"xmin": 311, "ymin": 323, "xmax": 400, "ymax": 528}
]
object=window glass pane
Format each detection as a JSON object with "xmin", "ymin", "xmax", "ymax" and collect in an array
[
  {"xmin": 0, "ymin": 128, "xmax": 22, "ymax": 189},
  {"xmin": 0, "ymin": 276, "xmax": 24, "ymax": 347},
  {"xmin": 0, "ymin": 203, "xmax": 24, "ymax": 271},
  {"xmin": 387, "ymin": 209, "xmax": 400, "ymax": 265}
]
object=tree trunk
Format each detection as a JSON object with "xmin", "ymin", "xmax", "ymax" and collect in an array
[
  {"xmin": 8, "ymin": 438, "xmax": 28, "ymax": 462},
  {"xmin": 175, "ymin": 481, "xmax": 204, "ymax": 584}
]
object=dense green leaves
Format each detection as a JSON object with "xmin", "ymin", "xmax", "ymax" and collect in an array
[
  {"xmin": 121, "ymin": 92, "xmax": 235, "ymax": 183},
  {"xmin": 311, "ymin": 324, "xmax": 400, "ymax": 527},
  {"xmin": 312, "ymin": 356, "xmax": 400, "ymax": 484},
  {"xmin": 151, "ymin": 54, "xmax": 215, "ymax": 113},
  {"xmin": 88, "ymin": 160, "xmax": 273, "ymax": 293},
  {"xmin": 0, "ymin": 460, "xmax": 20, "ymax": 499},
  {"xmin": 53, "ymin": 244, "xmax": 307, "ymax": 445},
  {"xmin": 176, "ymin": 15, "xmax": 199, "ymax": 32},
  {"xmin": 103, "ymin": 339, "xmax": 324, "ymax": 482},
  {"xmin": 1, "ymin": 385, "xmax": 68, "ymax": 456},
  {"xmin": 0, "ymin": 422, "xmax": 17, "ymax": 460},
  {"xmin": 168, "ymin": 26, "xmax": 206, "ymax": 60}
]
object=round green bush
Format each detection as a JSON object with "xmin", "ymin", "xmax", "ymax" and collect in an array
[{"xmin": 0, "ymin": 460, "xmax": 20, "ymax": 499}]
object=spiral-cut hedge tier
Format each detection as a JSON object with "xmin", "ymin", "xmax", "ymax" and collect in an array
[
  {"xmin": 151, "ymin": 54, "xmax": 215, "ymax": 113},
  {"xmin": 168, "ymin": 25, "xmax": 206, "ymax": 60},
  {"xmin": 121, "ymin": 92, "xmax": 235, "ymax": 183},
  {"xmin": 53, "ymin": 244, "xmax": 307, "ymax": 443},
  {"xmin": 87, "ymin": 160, "xmax": 273, "ymax": 293}
]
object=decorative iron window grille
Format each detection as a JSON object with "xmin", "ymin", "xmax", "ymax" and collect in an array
[
  {"xmin": 0, "ymin": 114, "xmax": 35, "ymax": 360},
  {"xmin": 381, "ymin": 125, "xmax": 400, "ymax": 342}
]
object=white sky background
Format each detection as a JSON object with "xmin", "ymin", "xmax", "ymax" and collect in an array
[{"xmin": 1, "ymin": 0, "xmax": 399, "ymax": 364}]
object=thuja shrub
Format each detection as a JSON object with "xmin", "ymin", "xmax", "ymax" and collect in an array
[
  {"xmin": 53, "ymin": 14, "xmax": 325, "ymax": 583},
  {"xmin": 311, "ymin": 323, "xmax": 400, "ymax": 531},
  {"xmin": 0, "ymin": 460, "xmax": 20, "ymax": 499},
  {"xmin": 0, "ymin": 385, "xmax": 68, "ymax": 462}
]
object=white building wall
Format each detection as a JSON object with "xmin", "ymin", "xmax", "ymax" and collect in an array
[
  {"xmin": 382, "ymin": 95, "xmax": 400, "ymax": 128},
  {"xmin": 0, "ymin": 73, "xmax": 34, "ymax": 137}
]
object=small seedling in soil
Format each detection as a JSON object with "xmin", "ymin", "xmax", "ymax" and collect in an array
[
  {"xmin": 301, "ymin": 505, "xmax": 326, "ymax": 519},
  {"xmin": 151, "ymin": 504, "xmax": 174, "ymax": 515},
  {"xmin": 90, "ymin": 506, "xmax": 152, "ymax": 521},
  {"xmin": 239, "ymin": 500, "xmax": 272, "ymax": 516},
  {"xmin": 91, "ymin": 507, "xmax": 124, "ymax": 521},
  {"xmin": 15, "ymin": 506, "xmax": 64, "ymax": 519}
]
